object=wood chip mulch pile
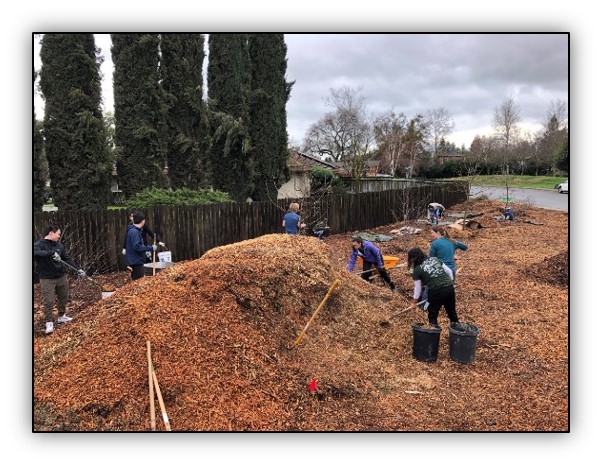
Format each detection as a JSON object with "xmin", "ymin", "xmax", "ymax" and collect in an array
[{"xmin": 33, "ymin": 199, "xmax": 568, "ymax": 431}]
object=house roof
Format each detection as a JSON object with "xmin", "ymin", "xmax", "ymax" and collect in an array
[
  {"xmin": 288, "ymin": 150, "xmax": 385, "ymax": 178},
  {"xmin": 288, "ymin": 150, "xmax": 338, "ymax": 173}
]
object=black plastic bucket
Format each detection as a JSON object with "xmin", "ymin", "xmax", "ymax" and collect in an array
[
  {"xmin": 448, "ymin": 322, "xmax": 479, "ymax": 363},
  {"xmin": 412, "ymin": 323, "xmax": 442, "ymax": 362}
]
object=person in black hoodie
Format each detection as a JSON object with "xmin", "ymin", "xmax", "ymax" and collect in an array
[{"xmin": 34, "ymin": 225, "xmax": 86, "ymax": 335}]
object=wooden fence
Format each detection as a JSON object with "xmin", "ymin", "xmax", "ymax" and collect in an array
[{"xmin": 33, "ymin": 181, "xmax": 468, "ymax": 274}]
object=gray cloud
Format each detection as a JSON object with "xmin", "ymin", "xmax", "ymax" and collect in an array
[
  {"xmin": 285, "ymin": 33, "xmax": 568, "ymax": 147},
  {"xmin": 35, "ymin": 33, "xmax": 568, "ymax": 149}
]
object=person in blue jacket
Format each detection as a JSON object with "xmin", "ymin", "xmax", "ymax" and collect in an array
[
  {"xmin": 122, "ymin": 211, "xmax": 164, "ymax": 262},
  {"xmin": 125, "ymin": 213, "xmax": 157, "ymax": 281},
  {"xmin": 347, "ymin": 236, "xmax": 396, "ymax": 292},
  {"xmin": 282, "ymin": 202, "xmax": 306, "ymax": 234},
  {"xmin": 429, "ymin": 226, "xmax": 468, "ymax": 281}
]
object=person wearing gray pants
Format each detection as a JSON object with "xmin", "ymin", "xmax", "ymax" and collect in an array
[{"xmin": 34, "ymin": 225, "xmax": 86, "ymax": 335}]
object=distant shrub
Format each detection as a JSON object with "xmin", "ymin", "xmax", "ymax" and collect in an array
[
  {"xmin": 310, "ymin": 167, "xmax": 348, "ymax": 195},
  {"xmin": 126, "ymin": 188, "xmax": 233, "ymax": 209}
]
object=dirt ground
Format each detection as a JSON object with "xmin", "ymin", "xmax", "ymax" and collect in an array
[{"xmin": 33, "ymin": 198, "xmax": 568, "ymax": 431}]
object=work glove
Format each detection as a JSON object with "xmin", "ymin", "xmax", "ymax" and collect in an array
[
  {"xmin": 77, "ymin": 269, "xmax": 86, "ymax": 277},
  {"xmin": 158, "ymin": 242, "xmax": 165, "ymax": 247},
  {"xmin": 151, "ymin": 244, "xmax": 158, "ymax": 251},
  {"xmin": 121, "ymin": 248, "xmax": 126, "ymax": 255},
  {"xmin": 52, "ymin": 252, "xmax": 61, "ymax": 262},
  {"xmin": 145, "ymin": 251, "xmax": 152, "ymax": 259}
]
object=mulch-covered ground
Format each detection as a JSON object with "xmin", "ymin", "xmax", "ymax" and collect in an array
[{"xmin": 33, "ymin": 198, "xmax": 568, "ymax": 431}]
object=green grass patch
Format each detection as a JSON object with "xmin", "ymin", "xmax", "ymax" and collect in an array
[{"xmin": 450, "ymin": 175, "xmax": 567, "ymax": 189}]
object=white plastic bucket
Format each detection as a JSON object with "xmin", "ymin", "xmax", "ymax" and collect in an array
[{"xmin": 157, "ymin": 251, "xmax": 172, "ymax": 263}]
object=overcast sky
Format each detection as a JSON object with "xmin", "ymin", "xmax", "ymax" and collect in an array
[{"xmin": 34, "ymin": 33, "xmax": 568, "ymax": 149}]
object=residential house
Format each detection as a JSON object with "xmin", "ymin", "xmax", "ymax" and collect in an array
[{"xmin": 277, "ymin": 150, "xmax": 338, "ymax": 199}]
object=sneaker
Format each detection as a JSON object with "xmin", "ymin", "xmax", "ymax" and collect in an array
[
  {"xmin": 45, "ymin": 322, "xmax": 54, "ymax": 335},
  {"xmin": 57, "ymin": 314, "xmax": 73, "ymax": 324}
]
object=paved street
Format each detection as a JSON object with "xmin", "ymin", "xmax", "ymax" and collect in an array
[{"xmin": 470, "ymin": 186, "xmax": 568, "ymax": 212}]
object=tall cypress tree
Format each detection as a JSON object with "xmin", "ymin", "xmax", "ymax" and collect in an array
[
  {"xmin": 39, "ymin": 34, "xmax": 113, "ymax": 209},
  {"xmin": 33, "ymin": 66, "xmax": 47, "ymax": 212},
  {"xmin": 161, "ymin": 34, "xmax": 210, "ymax": 189},
  {"xmin": 111, "ymin": 34, "xmax": 166, "ymax": 198},
  {"xmin": 207, "ymin": 34, "xmax": 253, "ymax": 201},
  {"xmin": 248, "ymin": 34, "xmax": 293, "ymax": 201}
]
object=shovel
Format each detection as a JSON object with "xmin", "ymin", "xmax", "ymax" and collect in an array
[
  {"xmin": 380, "ymin": 300, "xmax": 426, "ymax": 328},
  {"xmin": 294, "ymin": 279, "xmax": 341, "ymax": 346},
  {"xmin": 152, "ymin": 234, "xmax": 157, "ymax": 276},
  {"xmin": 60, "ymin": 259, "xmax": 115, "ymax": 295}
]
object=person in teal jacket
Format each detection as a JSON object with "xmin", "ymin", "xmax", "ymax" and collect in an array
[{"xmin": 429, "ymin": 226, "xmax": 468, "ymax": 281}]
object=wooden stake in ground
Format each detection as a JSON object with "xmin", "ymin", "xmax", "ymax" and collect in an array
[
  {"xmin": 147, "ymin": 340, "xmax": 171, "ymax": 431},
  {"xmin": 294, "ymin": 279, "xmax": 341, "ymax": 346},
  {"xmin": 152, "ymin": 370, "xmax": 171, "ymax": 431},
  {"xmin": 146, "ymin": 341, "xmax": 156, "ymax": 431}
]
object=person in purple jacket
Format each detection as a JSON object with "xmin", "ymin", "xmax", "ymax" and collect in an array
[{"xmin": 347, "ymin": 236, "xmax": 396, "ymax": 292}]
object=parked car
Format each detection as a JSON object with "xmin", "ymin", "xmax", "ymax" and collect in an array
[{"xmin": 557, "ymin": 179, "xmax": 568, "ymax": 194}]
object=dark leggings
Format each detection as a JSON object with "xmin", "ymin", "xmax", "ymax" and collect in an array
[
  {"xmin": 427, "ymin": 285, "xmax": 458, "ymax": 325},
  {"xmin": 360, "ymin": 261, "xmax": 395, "ymax": 290}
]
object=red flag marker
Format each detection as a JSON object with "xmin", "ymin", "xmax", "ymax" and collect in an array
[{"xmin": 309, "ymin": 378, "xmax": 317, "ymax": 393}]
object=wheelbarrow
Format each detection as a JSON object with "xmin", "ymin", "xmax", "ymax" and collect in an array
[
  {"xmin": 357, "ymin": 255, "xmax": 399, "ymax": 271},
  {"xmin": 356, "ymin": 255, "xmax": 401, "ymax": 285}
]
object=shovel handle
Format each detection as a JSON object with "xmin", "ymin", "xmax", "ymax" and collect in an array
[
  {"xmin": 60, "ymin": 259, "xmax": 91, "ymax": 280},
  {"xmin": 60, "ymin": 259, "xmax": 111, "ymax": 291},
  {"xmin": 387, "ymin": 300, "xmax": 427, "ymax": 321},
  {"xmin": 352, "ymin": 263, "xmax": 406, "ymax": 275},
  {"xmin": 153, "ymin": 234, "xmax": 157, "ymax": 276},
  {"xmin": 294, "ymin": 279, "xmax": 341, "ymax": 345}
]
